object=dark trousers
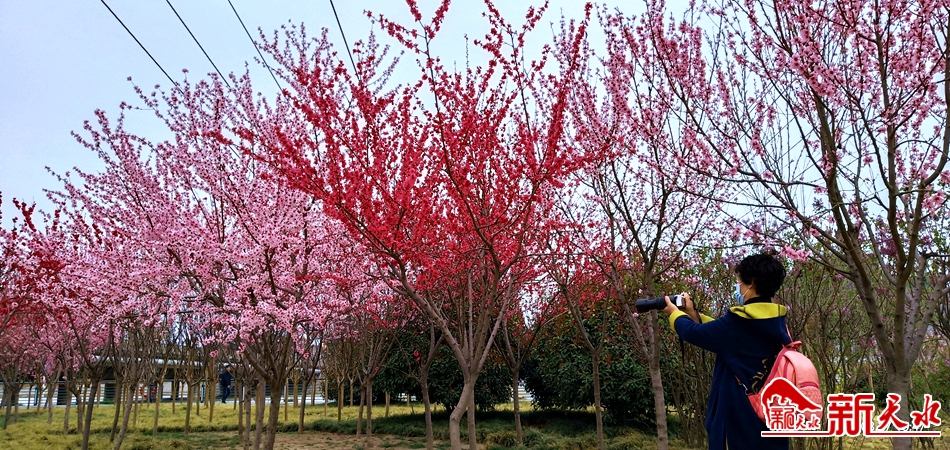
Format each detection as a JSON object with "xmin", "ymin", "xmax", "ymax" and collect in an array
[{"xmin": 220, "ymin": 385, "xmax": 232, "ymax": 403}]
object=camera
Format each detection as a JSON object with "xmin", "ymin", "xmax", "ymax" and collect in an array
[{"xmin": 635, "ymin": 294, "xmax": 685, "ymax": 313}]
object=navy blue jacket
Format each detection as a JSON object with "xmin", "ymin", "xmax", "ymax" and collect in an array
[{"xmin": 669, "ymin": 298, "xmax": 791, "ymax": 450}]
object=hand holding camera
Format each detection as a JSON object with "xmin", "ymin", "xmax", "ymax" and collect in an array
[{"xmin": 634, "ymin": 292, "xmax": 694, "ymax": 318}]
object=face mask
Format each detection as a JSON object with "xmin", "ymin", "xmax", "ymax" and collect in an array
[{"xmin": 734, "ymin": 283, "xmax": 747, "ymax": 305}]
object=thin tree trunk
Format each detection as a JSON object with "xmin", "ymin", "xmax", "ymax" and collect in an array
[
  {"xmin": 209, "ymin": 380, "xmax": 216, "ymax": 423},
  {"xmin": 592, "ymin": 357, "xmax": 604, "ymax": 450},
  {"xmin": 153, "ymin": 381, "xmax": 162, "ymax": 436},
  {"xmin": 184, "ymin": 381, "xmax": 194, "ymax": 434},
  {"xmin": 298, "ymin": 379, "xmax": 308, "ymax": 433},
  {"xmin": 421, "ymin": 378, "xmax": 434, "ymax": 450},
  {"xmin": 356, "ymin": 385, "xmax": 364, "ymax": 437},
  {"xmin": 74, "ymin": 388, "xmax": 83, "ymax": 436},
  {"xmin": 113, "ymin": 384, "xmax": 135, "ymax": 450},
  {"xmin": 110, "ymin": 381, "xmax": 122, "ymax": 442},
  {"xmin": 2, "ymin": 389, "xmax": 12, "ymax": 430},
  {"xmin": 13, "ymin": 388, "xmax": 19, "ymax": 424},
  {"xmin": 63, "ymin": 388, "xmax": 71, "ymax": 435},
  {"xmin": 46, "ymin": 375, "xmax": 57, "ymax": 425},
  {"xmin": 366, "ymin": 380, "xmax": 374, "ymax": 450},
  {"xmin": 133, "ymin": 384, "xmax": 140, "ymax": 428},
  {"xmin": 466, "ymin": 386, "xmax": 476, "ymax": 450},
  {"xmin": 81, "ymin": 378, "xmax": 98, "ymax": 450},
  {"xmin": 648, "ymin": 349, "xmax": 669, "ymax": 450},
  {"xmin": 448, "ymin": 377, "xmax": 475, "ymax": 450},
  {"xmin": 384, "ymin": 392, "xmax": 390, "ymax": 418},
  {"xmin": 171, "ymin": 375, "xmax": 177, "ymax": 414},
  {"xmin": 337, "ymin": 382, "xmax": 343, "ymax": 422},
  {"xmin": 244, "ymin": 382, "xmax": 253, "ymax": 450},
  {"xmin": 511, "ymin": 368, "xmax": 523, "ymax": 446},
  {"xmin": 264, "ymin": 379, "xmax": 284, "ymax": 450},
  {"xmin": 253, "ymin": 378, "xmax": 265, "ymax": 450}
]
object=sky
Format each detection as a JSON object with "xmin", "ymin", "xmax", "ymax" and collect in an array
[{"xmin": 0, "ymin": 0, "xmax": 651, "ymax": 224}]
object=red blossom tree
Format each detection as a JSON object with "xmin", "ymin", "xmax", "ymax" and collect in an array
[{"xmin": 257, "ymin": 2, "xmax": 589, "ymax": 448}]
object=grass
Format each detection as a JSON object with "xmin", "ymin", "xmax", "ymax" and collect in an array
[{"xmin": 1, "ymin": 400, "xmax": 948, "ymax": 449}]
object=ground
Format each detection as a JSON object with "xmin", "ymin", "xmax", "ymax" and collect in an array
[{"xmin": 273, "ymin": 432, "xmax": 454, "ymax": 450}]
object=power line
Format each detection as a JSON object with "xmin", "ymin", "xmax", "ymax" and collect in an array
[
  {"xmin": 99, "ymin": 0, "xmax": 178, "ymax": 88},
  {"xmin": 165, "ymin": 0, "xmax": 231, "ymax": 88},
  {"xmin": 328, "ymin": 0, "xmax": 358, "ymax": 75},
  {"xmin": 227, "ymin": 0, "xmax": 282, "ymax": 90}
]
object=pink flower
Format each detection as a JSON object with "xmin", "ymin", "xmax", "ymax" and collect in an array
[{"xmin": 781, "ymin": 245, "xmax": 811, "ymax": 262}]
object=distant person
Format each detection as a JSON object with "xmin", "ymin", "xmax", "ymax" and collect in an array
[
  {"xmin": 660, "ymin": 253, "xmax": 791, "ymax": 450},
  {"xmin": 220, "ymin": 364, "xmax": 233, "ymax": 404}
]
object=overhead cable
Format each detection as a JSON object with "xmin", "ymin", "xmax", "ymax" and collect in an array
[
  {"xmin": 227, "ymin": 0, "xmax": 282, "ymax": 90},
  {"xmin": 100, "ymin": 0, "xmax": 178, "ymax": 88},
  {"xmin": 165, "ymin": 0, "xmax": 232, "ymax": 88}
]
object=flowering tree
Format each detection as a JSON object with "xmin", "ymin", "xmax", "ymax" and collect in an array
[
  {"xmin": 559, "ymin": 5, "xmax": 730, "ymax": 447},
  {"xmin": 625, "ymin": 2, "xmax": 950, "ymax": 448},
  {"xmin": 49, "ymin": 63, "xmax": 352, "ymax": 449},
  {"xmin": 258, "ymin": 2, "xmax": 588, "ymax": 448}
]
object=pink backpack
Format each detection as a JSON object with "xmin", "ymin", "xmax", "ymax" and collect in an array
[{"xmin": 747, "ymin": 339, "xmax": 823, "ymax": 425}]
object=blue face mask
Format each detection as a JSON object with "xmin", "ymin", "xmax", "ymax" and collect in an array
[{"xmin": 734, "ymin": 283, "xmax": 747, "ymax": 305}]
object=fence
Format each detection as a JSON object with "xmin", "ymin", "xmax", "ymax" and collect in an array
[{"xmin": 0, "ymin": 379, "xmax": 329, "ymax": 408}]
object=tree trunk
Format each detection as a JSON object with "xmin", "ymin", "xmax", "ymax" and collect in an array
[
  {"xmin": 113, "ymin": 384, "xmax": 135, "ymax": 450},
  {"xmin": 263, "ymin": 378, "xmax": 284, "ymax": 450},
  {"xmin": 385, "ymin": 391, "xmax": 390, "ymax": 418},
  {"xmin": 184, "ymin": 381, "xmax": 194, "ymax": 434},
  {"xmin": 337, "ymin": 382, "xmax": 343, "ymax": 422},
  {"xmin": 349, "ymin": 378, "xmax": 354, "ymax": 407},
  {"xmin": 13, "ymin": 388, "xmax": 19, "ymax": 424},
  {"xmin": 2, "ymin": 388, "xmax": 12, "ymax": 430},
  {"xmin": 421, "ymin": 378, "xmax": 434, "ymax": 450},
  {"xmin": 886, "ymin": 366, "xmax": 912, "ymax": 450},
  {"xmin": 153, "ymin": 381, "xmax": 162, "ymax": 437},
  {"xmin": 237, "ymin": 380, "xmax": 245, "ymax": 448},
  {"xmin": 133, "ymin": 384, "xmax": 140, "ymax": 428},
  {"xmin": 366, "ymin": 379, "xmax": 374, "ymax": 450},
  {"xmin": 253, "ymin": 378, "xmax": 265, "ymax": 450},
  {"xmin": 466, "ymin": 386, "xmax": 477, "ymax": 450},
  {"xmin": 110, "ymin": 381, "xmax": 122, "ymax": 442},
  {"xmin": 208, "ymin": 381, "xmax": 216, "ymax": 423},
  {"xmin": 592, "ymin": 357, "xmax": 604, "ymax": 450},
  {"xmin": 356, "ymin": 385, "xmax": 364, "ymax": 437},
  {"xmin": 81, "ymin": 379, "xmax": 98, "ymax": 450},
  {"xmin": 74, "ymin": 388, "xmax": 83, "ymax": 437},
  {"xmin": 298, "ymin": 379, "xmax": 308, "ymax": 433},
  {"xmin": 648, "ymin": 318, "xmax": 669, "ymax": 450},
  {"xmin": 511, "ymin": 368, "xmax": 523, "ymax": 446},
  {"xmin": 242, "ymin": 381, "xmax": 253, "ymax": 450},
  {"xmin": 63, "ymin": 388, "xmax": 71, "ymax": 435},
  {"xmin": 46, "ymin": 377, "xmax": 56, "ymax": 425},
  {"xmin": 448, "ymin": 375, "xmax": 476, "ymax": 450},
  {"xmin": 171, "ymin": 375, "xmax": 177, "ymax": 414}
]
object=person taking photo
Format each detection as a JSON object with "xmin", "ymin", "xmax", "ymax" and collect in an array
[{"xmin": 660, "ymin": 253, "xmax": 792, "ymax": 450}]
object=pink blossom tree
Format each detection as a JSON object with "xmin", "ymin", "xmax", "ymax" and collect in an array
[{"xmin": 624, "ymin": 2, "xmax": 950, "ymax": 448}]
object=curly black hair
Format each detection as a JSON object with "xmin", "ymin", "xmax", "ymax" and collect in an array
[{"xmin": 734, "ymin": 253, "xmax": 786, "ymax": 298}]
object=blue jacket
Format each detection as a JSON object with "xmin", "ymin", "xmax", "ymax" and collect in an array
[{"xmin": 669, "ymin": 298, "xmax": 791, "ymax": 450}]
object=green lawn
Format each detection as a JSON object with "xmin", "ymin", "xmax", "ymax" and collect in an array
[{"xmin": 2, "ymin": 401, "xmax": 947, "ymax": 449}]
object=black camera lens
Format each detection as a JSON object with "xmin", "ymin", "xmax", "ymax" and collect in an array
[
  {"xmin": 634, "ymin": 297, "xmax": 667, "ymax": 313},
  {"xmin": 634, "ymin": 295, "xmax": 682, "ymax": 313}
]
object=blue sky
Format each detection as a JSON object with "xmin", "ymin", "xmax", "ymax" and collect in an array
[{"xmin": 0, "ymin": 0, "xmax": 642, "ymax": 224}]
